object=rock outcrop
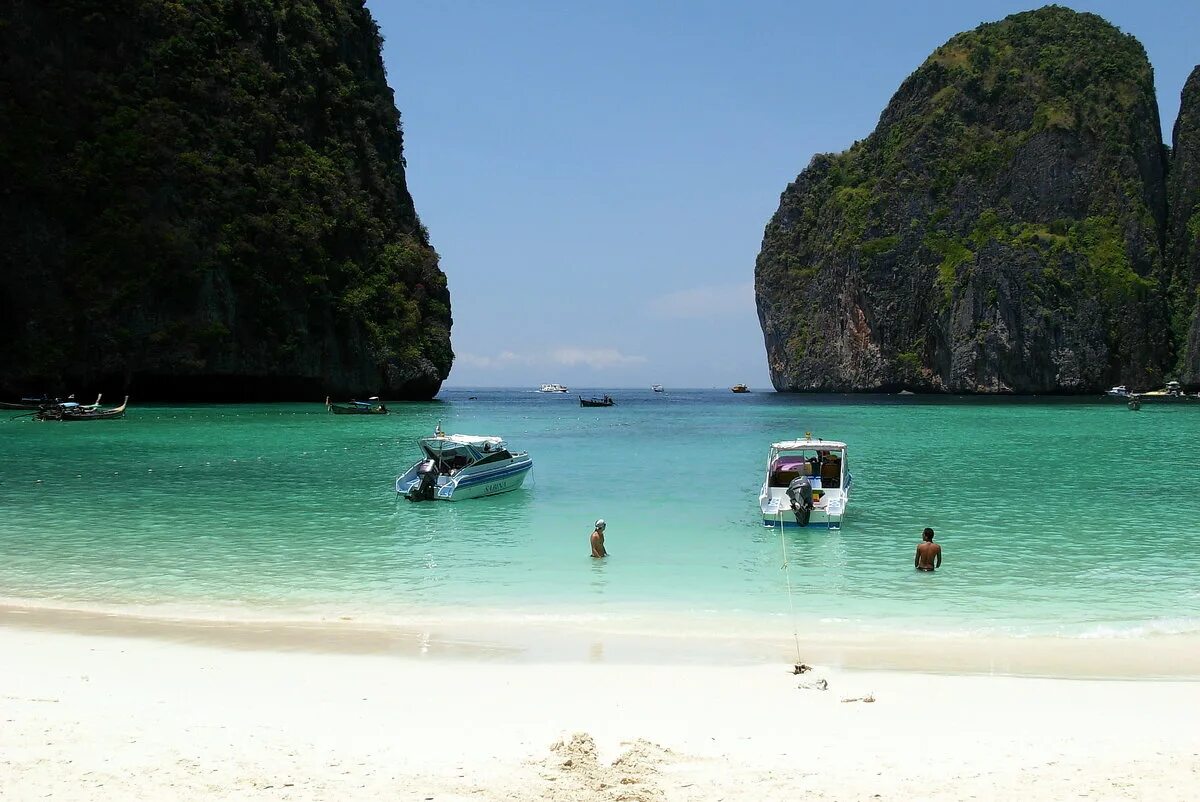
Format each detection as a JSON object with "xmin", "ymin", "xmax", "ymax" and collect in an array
[
  {"xmin": 1167, "ymin": 67, "xmax": 1200, "ymax": 385},
  {"xmin": 0, "ymin": 0, "xmax": 451, "ymax": 400},
  {"xmin": 755, "ymin": 6, "xmax": 1172, "ymax": 393}
]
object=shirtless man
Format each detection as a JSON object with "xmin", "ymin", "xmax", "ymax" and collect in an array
[
  {"xmin": 590, "ymin": 519, "xmax": 608, "ymax": 558},
  {"xmin": 915, "ymin": 527, "xmax": 941, "ymax": 572}
]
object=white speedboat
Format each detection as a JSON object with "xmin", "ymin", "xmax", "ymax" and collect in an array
[
  {"xmin": 396, "ymin": 427, "xmax": 532, "ymax": 501},
  {"xmin": 651, "ymin": 384, "xmax": 664, "ymax": 393},
  {"xmin": 759, "ymin": 435, "xmax": 852, "ymax": 529},
  {"xmin": 538, "ymin": 383, "xmax": 569, "ymax": 393},
  {"xmin": 1105, "ymin": 385, "xmax": 1131, "ymax": 398}
]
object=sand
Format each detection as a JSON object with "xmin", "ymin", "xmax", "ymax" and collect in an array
[{"xmin": 3, "ymin": 619, "xmax": 1200, "ymax": 801}]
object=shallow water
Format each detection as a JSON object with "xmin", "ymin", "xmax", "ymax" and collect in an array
[{"xmin": 1, "ymin": 389, "xmax": 1198, "ymax": 641}]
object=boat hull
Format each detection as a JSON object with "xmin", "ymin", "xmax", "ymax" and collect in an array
[
  {"xmin": 762, "ymin": 512, "xmax": 844, "ymax": 528},
  {"xmin": 1135, "ymin": 394, "xmax": 1200, "ymax": 404},
  {"xmin": 396, "ymin": 457, "xmax": 532, "ymax": 501},
  {"xmin": 57, "ymin": 410, "xmax": 125, "ymax": 421},
  {"xmin": 759, "ymin": 459, "xmax": 851, "ymax": 530},
  {"xmin": 329, "ymin": 405, "xmax": 387, "ymax": 415},
  {"xmin": 760, "ymin": 492, "xmax": 849, "ymax": 529}
]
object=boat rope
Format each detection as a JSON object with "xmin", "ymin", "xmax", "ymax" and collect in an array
[{"xmin": 777, "ymin": 513, "xmax": 804, "ymax": 668}]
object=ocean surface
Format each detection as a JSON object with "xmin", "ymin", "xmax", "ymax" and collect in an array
[{"xmin": 2, "ymin": 389, "xmax": 1199, "ymax": 646}]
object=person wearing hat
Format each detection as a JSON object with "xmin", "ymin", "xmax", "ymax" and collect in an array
[{"xmin": 590, "ymin": 519, "xmax": 608, "ymax": 558}]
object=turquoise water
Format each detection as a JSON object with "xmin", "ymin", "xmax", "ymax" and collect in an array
[{"xmin": 1, "ymin": 390, "xmax": 1199, "ymax": 640}]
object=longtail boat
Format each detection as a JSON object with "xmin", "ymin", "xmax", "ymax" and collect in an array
[
  {"xmin": 326, "ymin": 396, "xmax": 388, "ymax": 415},
  {"xmin": 0, "ymin": 393, "xmax": 97, "ymax": 411},
  {"xmin": 37, "ymin": 396, "xmax": 127, "ymax": 421},
  {"xmin": 579, "ymin": 395, "xmax": 615, "ymax": 407}
]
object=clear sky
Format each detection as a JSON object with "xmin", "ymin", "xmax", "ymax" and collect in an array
[{"xmin": 369, "ymin": 1, "xmax": 1198, "ymax": 390}]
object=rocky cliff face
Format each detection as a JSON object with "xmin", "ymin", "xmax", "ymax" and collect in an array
[
  {"xmin": 755, "ymin": 6, "xmax": 1172, "ymax": 393},
  {"xmin": 0, "ymin": 0, "xmax": 451, "ymax": 400},
  {"xmin": 1168, "ymin": 67, "xmax": 1200, "ymax": 385}
]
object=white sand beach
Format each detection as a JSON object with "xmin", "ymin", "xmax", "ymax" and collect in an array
[{"xmin": 3, "ymin": 615, "xmax": 1200, "ymax": 801}]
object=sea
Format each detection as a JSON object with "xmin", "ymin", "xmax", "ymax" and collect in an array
[{"xmin": 2, "ymin": 388, "xmax": 1199, "ymax": 659}]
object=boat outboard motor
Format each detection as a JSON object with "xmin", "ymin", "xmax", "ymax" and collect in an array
[
  {"xmin": 407, "ymin": 458, "xmax": 439, "ymax": 501},
  {"xmin": 786, "ymin": 476, "xmax": 814, "ymax": 527}
]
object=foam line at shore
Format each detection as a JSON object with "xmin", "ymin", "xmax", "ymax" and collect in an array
[{"xmin": 4, "ymin": 602, "xmax": 1200, "ymax": 679}]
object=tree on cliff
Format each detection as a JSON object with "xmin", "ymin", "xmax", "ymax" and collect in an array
[{"xmin": 0, "ymin": 0, "xmax": 452, "ymax": 400}]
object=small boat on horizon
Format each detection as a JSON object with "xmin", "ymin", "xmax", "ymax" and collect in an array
[
  {"xmin": 579, "ymin": 394, "xmax": 615, "ymax": 407},
  {"xmin": 731, "ymin": 383, "xmax": 750, "ymax": 393},
  {"xmin": 651, "ymin": 384, "xmax": 664, "ymax": 393},
  {"xmin": 759, "ymin": 434, "xmax": 851, "ymax": 529},
  {"xmin": 538, "ymin": 383, "xmax": 569, "ymax": 393},
  {"xmin": 326, "ymin": 396, "xmax": 388, "ymax": 415},
  {"xmin": 396, "ymin": 426, "xmax": 533, "ymax": 501}
]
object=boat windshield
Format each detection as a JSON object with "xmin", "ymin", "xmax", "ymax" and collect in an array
[{"xmin": 768, "ymin": 448, "xmax": 845, "ymax": 489}]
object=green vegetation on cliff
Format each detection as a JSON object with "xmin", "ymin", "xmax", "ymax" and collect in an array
[
  {"xmin": 756, "ymin": 5, "xmax": 1171, "ymax": 393},
  {"xmin": 1167, "ymin": 67, "xmax": 1200, "ymax": 383},
  {"xmin": 0, "ymin": 0, "xmax": 451, "ymax": 399}
]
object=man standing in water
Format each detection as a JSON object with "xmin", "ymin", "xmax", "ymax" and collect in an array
[
  {"xmin": 590, "ymin": 519, "xmax": 608, "ymax": 558},
  {"xmin": 915, "ymin": 527, "xmax": 941, "ymax": 572}
]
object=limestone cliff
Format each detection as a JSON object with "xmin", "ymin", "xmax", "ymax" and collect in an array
[
  {"xmin": 0, "ymin": 0, "xmax": 451, "ymax": 400},
  {"xmin": 755, "ymin": 6, "xmax": 1171, "ymax": 393},
  {"xmin": 1167, "ymin": 67, "xmax": 1200, "ymax": 385}
]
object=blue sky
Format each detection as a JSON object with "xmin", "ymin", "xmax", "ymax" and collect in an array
[{"xmin": 370, "ymin": 1, "xmax": 1199, "ymax": 390}]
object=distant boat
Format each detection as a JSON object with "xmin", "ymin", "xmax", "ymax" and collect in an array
[
  {"xmin": 1105, "ymin": 385, "xmax": 1132, "ymax": 398},
  {"xmin": 538, "ymin": 384, "xmax": 569, "ymax": 393},
  {"xmin": 651, "ymin": 384, "xmax": 664, "ymax": 393},
  {"xmin": 326, "ymin": 396, "xmax": 388, "ymax": 415},
  {"xmin": 37, "ymin": 396, "xmax": 127, "ymax": 421},
  {"xmin": 1138, "ymin": 381, "xmax": 1198, "ymax": 403},
  {"xmin": 579, "ymin": 394, "xmax": 615, "ymax": 407},
  {"xmin": 731, "ymin": 383, "xmax": 750, "ymax": 393}
]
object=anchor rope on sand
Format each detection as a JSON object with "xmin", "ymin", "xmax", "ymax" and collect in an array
[{"xmin": 778, "ymin": 522, "xmax": 804, "ymax": 670}]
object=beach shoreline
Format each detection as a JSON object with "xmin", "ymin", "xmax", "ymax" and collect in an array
[
  {"xmin": 5, "ymin": 601, "xmax": 1200, "ymax": 680},
  {"xmin": 3, "ymin": 622, "xmax": 1199, "ymax": 801}
]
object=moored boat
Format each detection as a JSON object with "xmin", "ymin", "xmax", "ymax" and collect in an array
[
  {"xmin": 37, "ymin": 395, "xmax": 127, "ymax": 421},
  {"xmin": 731, "ymin": 383, "xmax": 750, "ymax": 393},
  {"xmin": 1137, "ymin": 381, "xmax": 1199, "ymax": 403},
  {"xmin": 1105, "ymin": 385, "xmax": 1132, "ymax": 398},
  {"xmin": 759, "ymin": 434, "xmax": 852, "ymax": 529},
  {"xmin": 0, "ymin": 393, "xmax": 71, "ymax": 411},
  {"xmin": 396, "ymin": 426, "xmax": 533, "ymax": 501},
  {"xmin": 326, "ymin": 396, "xmax": 388, "ymax": 415},
  {"xmin": 580, "ymin": 394, "xmax": 615, "ymax": 407}
]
